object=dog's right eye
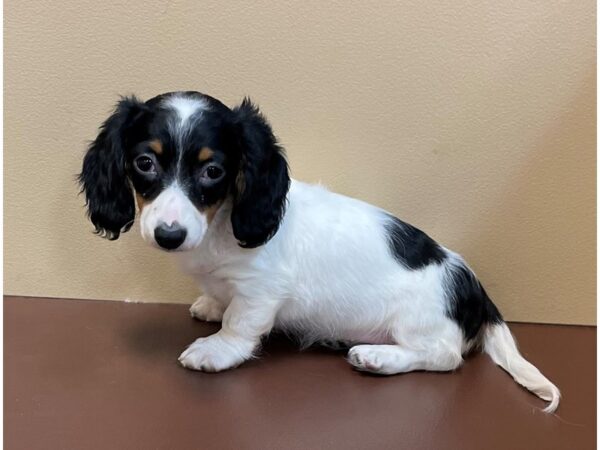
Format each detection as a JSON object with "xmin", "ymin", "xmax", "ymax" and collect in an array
[{"xmin": 134, "ymin": 155, "xmax": 157, "ymax": 175}]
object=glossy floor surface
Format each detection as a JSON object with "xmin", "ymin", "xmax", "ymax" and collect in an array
[{"xmin": 5, "ymin": 296, "xmax": 596, "ymax": 449}]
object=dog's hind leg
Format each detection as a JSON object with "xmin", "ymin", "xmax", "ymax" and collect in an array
[
  {"xmin": 347, "ymin": 343, "xmax": 463, "ymax": 374},
  {"xmin": 347, "ymin": 318, "xmax": 464, "ymax": 374}
]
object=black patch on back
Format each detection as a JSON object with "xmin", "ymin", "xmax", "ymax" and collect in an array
[
  {"xmin": 445, "ymin": 263, "xmax": 503, "ymax": 341},
  {"xmin": 384, "ymin": 214, "xmax": 446, "ymax": 269}
]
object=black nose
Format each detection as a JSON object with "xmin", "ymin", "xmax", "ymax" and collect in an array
[{"xmin": 154, "ymin": 222, "xmax": 187, "ymax": 250}]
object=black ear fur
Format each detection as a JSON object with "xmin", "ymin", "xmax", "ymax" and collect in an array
[
  {"xmin": 231, "ymin": 98, "xmax": 290, "ymax": 248},
  {"xmin": 79, "ymin": 96, "xmax": 147, "ymax": 240}
]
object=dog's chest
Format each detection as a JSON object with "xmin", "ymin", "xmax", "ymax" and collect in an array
[{"xmin": 175, "ymin": 250, "xmax": 216, "ymax": 275}]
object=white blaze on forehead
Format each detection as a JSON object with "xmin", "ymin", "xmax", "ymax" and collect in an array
[
  {"xmin": 163, "ymin": 94, "xmax": 210, "ymax": 174},
  {"xmin": 163, "ymin": 95, "xmax": 209, "ymax": 124}
]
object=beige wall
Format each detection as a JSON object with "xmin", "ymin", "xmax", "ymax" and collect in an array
[{"xmin": 5, "ymin": 1, "xmax": 595, "ymax": 324}]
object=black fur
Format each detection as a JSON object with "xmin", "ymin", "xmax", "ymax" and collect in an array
[
  {"xmin": 383, "ymin": 213, "xmax": 501, "ymax": 340},
  {"xmin": 384, "ymin": 214, "xmax": 446, "ymax": 269},
  {"xmin": 446, "ymin": 263, "xmax": 503, "ymax": 341},
  {"xmin": 78, "ymin": 96, "xmax": 149, "ymax": 240},
  {"xmin": 131, "ymin": 94, "xmax": 240, "ymax": 210},
  {"xmin": 80, "ymin": 92, "xmax": 289, "ymax": 248},
  {"xmin": 230, "ymin": 98, "xmax": 290, "ymax": 248}
]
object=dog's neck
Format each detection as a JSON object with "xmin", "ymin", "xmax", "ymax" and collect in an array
[{"xmin": 172, "ymin": 197, "xmax": 254, "ymax": 276}]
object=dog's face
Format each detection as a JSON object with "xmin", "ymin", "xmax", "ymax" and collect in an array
[{"xmin": 79, "ymin": 92, "xmax": 290, "ymax": 251}]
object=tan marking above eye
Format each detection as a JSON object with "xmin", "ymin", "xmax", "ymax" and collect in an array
[
  {"xmin": 198, "ymin": 147, "xmax": 214, "ymax": 162},
  {"xmin": 148, "ymin": 140, "xmax": 163, "ymax": 155}
]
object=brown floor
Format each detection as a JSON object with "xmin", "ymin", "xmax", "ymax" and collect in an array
[{"xmin": 4, "ymin": 296, "xmax": 596, "ymax": 450}]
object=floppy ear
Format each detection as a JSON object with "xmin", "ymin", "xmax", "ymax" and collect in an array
[
  {"xmin": 231, "ymin": 98, "xmax": 290, "ymax": 248},
  {"xmin": 79, "ymin": 96, "xmax": 147, "ymax": 240}
]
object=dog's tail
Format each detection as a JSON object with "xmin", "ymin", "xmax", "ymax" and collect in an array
[{"xmin": 482, "ymin": 321, "xmax": 560, "ymax": 413}]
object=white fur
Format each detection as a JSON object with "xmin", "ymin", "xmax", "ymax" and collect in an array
[
  {"xmin": 139, "ymin": 183, "xmax": 208, "ymax": 251},
  {"xmin": 483, "ymin": 323, "xmax": 560, "ymax": 413},
  {"xmin": 164, "ymin": 95, "xmax": 208, "ymax": 124},
  {"xmin": 163, "ymin": 95, "xmax": 208, "ymax": 174},
  {"xmin": 162, "ymin": 179, "xmax": 558, "ymax": 412},
  {"xmin": 190, "ymin": 295, "xmax": 226, "ymax": 322}
]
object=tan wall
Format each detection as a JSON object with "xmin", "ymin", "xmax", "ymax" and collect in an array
[{"xmin": 5, "ymin": 1, "xmax": 595, "ymax": 324}]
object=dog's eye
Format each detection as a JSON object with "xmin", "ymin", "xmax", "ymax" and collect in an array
[
  {"xmin": 200, "ymin": 164, "xmax": 225, "ymax": 183},
  {"xmin": 206, "ymin": 166, "xmax": 223, "ymax": 179},
  {"xmin": 134, "ymin": 155, "xmax": 157, "ymax": 175}
]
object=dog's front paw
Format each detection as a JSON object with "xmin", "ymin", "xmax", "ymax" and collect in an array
[
  {"xmin": 189, "ymin": 295, "xmax": 225, "ymax": 322},
  {"xmin": 178, "ymin": 334, "xmax": 254, "ymax": 372}
]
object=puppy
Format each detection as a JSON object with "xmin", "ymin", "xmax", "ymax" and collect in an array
[{"xmin": 80, "ymin": 91, "xmax": 560, "ymax": 412}]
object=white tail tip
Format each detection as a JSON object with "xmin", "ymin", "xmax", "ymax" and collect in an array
[{"xmin": 483, "ymin": 323, "xmax": 561, "ymax": 413}]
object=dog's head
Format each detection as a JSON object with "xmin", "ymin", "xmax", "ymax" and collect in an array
[{"xmin": 79, "ymin": 91, "xmax": 290, "ymax": 251}]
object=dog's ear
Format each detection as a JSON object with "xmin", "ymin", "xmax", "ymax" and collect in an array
[
  {"xmin": 79, "ymin": 96, "xmax": 148, "ymax": 240},
  {"xmin": 231, "ymin": 98, "xmax": 290, "ymax": 248}
]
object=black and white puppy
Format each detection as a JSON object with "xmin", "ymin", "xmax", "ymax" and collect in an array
[{"xmin": 80, "ymin": 91, "xmax": 559, "ymax": 412}]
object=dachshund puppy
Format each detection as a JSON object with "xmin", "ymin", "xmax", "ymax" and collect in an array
[{"xmin": 80, "ymin": 91, "xmax": 559, "ymax": 412}]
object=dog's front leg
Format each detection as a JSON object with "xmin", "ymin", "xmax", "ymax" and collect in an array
[{"xmin": 178, "ymin": 296, "xmax": 279, "ymax": 372}]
